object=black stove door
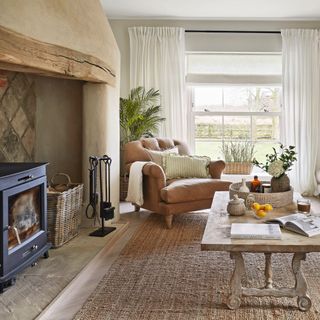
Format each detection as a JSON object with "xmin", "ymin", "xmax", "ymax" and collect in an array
[{"xmin": 1, "ymin": 176, "xmax": 47, "ymax": 276}]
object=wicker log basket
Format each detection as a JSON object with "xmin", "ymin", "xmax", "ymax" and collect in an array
[
  {"xmin": 47, "ymin": 173, "xmax": 84, "ymax": 248},
  {"xmin": 229, "ymin": 181, "xmax": 294, "ymax": 208},
  {"xmin": 120, "ymin": 174, "xmax": 129, "ymax": 201}
]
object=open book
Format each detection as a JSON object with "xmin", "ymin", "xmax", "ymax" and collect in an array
[{"xmin": 267, "ymin": 213, "xmax": 320, "ymax": 237}]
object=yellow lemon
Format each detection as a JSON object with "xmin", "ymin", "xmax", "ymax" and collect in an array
[
  {"xmin": 259, "ymin": 204, "xmax": 266, "ymax": 210},
  {"xmin": 264, "ymin": 204, "xmax": 273, "ymax": 212},
  {"xmin": 256, "ymin": 209, "xmax": 267, "ymax": 218},
  {"xmin": 252, "ymin": 202, "xmax": 260, "ymax": 210}
]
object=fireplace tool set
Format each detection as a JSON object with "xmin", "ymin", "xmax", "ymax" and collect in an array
[{"xmin": 85, "ymin": 155, "xmax": 116, "ymax": 237}]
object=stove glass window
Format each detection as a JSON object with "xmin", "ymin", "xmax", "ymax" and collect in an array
[{"xmin": 8, "ymin": 186, "xmax": 41, "ymax": 250}]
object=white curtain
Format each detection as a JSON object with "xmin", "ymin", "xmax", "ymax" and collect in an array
[
  {"xmin": 281, "ymin": 29, "xmax": 320, "ymax": 195},
  {"xmin": 129, "ymin": 27, "xmax": 187, "ymax": 141}
]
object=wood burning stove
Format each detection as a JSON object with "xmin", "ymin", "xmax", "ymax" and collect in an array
[{"xmin": 0, "ymin": 163, "xmax": 51, "ymax": 293}]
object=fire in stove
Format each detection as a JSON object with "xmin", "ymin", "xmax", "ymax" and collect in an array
[{"xmin": 8, "ymin": 187, "xmax": 41, "ymax": 249}]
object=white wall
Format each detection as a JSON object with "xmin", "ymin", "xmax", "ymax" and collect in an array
[{"xmin": 110, "ymin": 19, "xmax": 320, "ymax": 97}]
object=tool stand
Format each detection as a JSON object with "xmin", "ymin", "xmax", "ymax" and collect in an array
[{"xmin": 86, "ymin": 155, "xmax": 116, "ymax": 237}]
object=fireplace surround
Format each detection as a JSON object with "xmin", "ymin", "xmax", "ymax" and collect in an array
[
  {"xmin": 0, "ymin": 162, "xmax": 51, "ymax": 292},
  {"xmin": 0, "ymin": 0, "xmax": 121, "ymax": 225}
]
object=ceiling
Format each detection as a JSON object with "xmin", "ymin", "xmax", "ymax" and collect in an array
[{"xmin": 100, "ymin": 0, "xmax": 320, "ymax": 20}]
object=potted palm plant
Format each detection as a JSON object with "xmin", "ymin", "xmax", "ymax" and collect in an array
[
  {"xmin": 222, "ymin": 141, "xmax": 255, "ymax": 174},
  {"xmin": 119, "ymin": 86, "xmax": 165, "ymax": 200},
  {"xmin": 120, "ymin": 86, "xmax": 165, "ymax": 145}
]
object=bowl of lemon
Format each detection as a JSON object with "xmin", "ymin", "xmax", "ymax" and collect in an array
[{"xmin": 251, "ymin": 202, "xmax": 273, "ymax": 219}]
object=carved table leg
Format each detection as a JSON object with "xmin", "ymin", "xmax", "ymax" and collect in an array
[
  {"xmin": 292, "ymin": 253, "xmax": 312, "ymax": 311},
  {"xmin": 227, "ymin": 252, "xmax": 246, "ymax": 309},
  {"xmin": 264, "ymin": 253, "xmax": 273, "ymax": 289}
]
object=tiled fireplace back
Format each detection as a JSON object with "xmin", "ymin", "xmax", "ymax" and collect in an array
[{"xmin": 0, "ymin": 72, "xmax": 36, "ymax": 162}]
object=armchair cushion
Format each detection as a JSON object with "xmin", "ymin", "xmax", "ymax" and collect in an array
[
  {"xmin": 162, "ymin": 154, "xmax": 210, "ymax": 179},
  {"xmin": 161, "ymin": 178, "xmax": 232, "ymax": 204},
  {"xmin": 140, "ymin": 137, "xmax": 161, "ymax": 150}
]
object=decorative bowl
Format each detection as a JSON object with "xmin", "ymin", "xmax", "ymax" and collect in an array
[{"xmin": 229, "ymin": 181, "xmax": 294, "ymax": 208}]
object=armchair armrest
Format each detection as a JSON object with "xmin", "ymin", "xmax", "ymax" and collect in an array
[
  {"xmin": 142, "ymin": 162, "xmax": 166, "ymax": 189},
  {"xmin": 126, "ymin": 162, "xmax": 166, "ymax": 190},
  {"xmin": 209, "ymin": 160, "xmax": 226, "ymax": 179},
  {"xmin": 142, "ymin": 162, "xmax": 164, "ymax": 178}
]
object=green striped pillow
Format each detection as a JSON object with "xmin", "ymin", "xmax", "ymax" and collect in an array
[
  {"xmin": 146, "ymin": 147, "xmax": 179, "ymax": 166},
  {"xmin": 163, "ymin": 154, "xmax": 210, "ymax": 179}
]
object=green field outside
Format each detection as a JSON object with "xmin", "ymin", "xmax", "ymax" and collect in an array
[{"xmin": 195, "ymin": 118, "xmax": 279, "ymax": 141}]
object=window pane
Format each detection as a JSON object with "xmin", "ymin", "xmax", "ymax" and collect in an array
[
  {"xmin": 248, "ymin": 87, "xmax": 281, "ymax": 112},
  {"xmin": 195, "ymin": 116, "xmax": 222, "ymax": 139},
  {"xmin": 252, "ymin": 116, "xmax": 280, "ymax": 140},
  {"xmin": 194, "ymin": 87, "xmax": 222, "ymax": 111},
  {"xmin": 224, "ymin": 116, "xmax": 250, "ymax": 140},
  {"xmin": 194, "ymin": 86, "xmax": 281, "ymax": 113},
  {"xmin": 195, "ymin": 140, "xmax": 223, "ymax": 160},
  {"xmin": 187, "ymin": 53, "xmax": 282, "ymax": 75},
  {"xmin": 224, "ymin": 87, "xmax": 250, "ymax": 112}
]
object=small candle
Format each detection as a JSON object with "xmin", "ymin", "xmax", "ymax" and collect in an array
[{"xmin": 262, "ymin": 183, "xmax": 271, "ymax": 193}]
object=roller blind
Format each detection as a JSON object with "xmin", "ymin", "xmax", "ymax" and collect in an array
[{"xmin": 186, "ymin": 53, "xmax": 282, "ymax": 84}]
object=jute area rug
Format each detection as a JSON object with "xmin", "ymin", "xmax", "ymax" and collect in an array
[{"xmin": 74, "ymin": 213, "xmax": 320, "ymax": 320}]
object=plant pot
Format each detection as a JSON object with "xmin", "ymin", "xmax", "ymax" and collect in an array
[
  {"xmin": 271, "ymin": 174, "xmax": 290, "ymax": 192},
  {"xmin": 224, "ymin": 162, "xmax": 253, "ymax": 175}
]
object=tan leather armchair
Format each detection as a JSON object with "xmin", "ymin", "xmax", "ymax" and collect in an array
[{"xmin": 124, "ymin": 138, "xmax": 232, "ymax": 228}]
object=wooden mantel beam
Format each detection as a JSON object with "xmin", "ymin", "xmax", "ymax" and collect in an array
[{"xmin": 0, "ymin": 26, "xmax": 116, "ymax": 85}]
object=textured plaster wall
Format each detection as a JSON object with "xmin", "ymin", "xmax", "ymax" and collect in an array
[
  {"xmin": 83, "ymin": 83, "xmax": 120, "ymax": 222},
  {"xmin": 34, "ymin": 76, "xmax": 83, "ymax": 182},
  {"xmin": 0, "ymin": 71, "xmax": 36, "ymax": 161}
]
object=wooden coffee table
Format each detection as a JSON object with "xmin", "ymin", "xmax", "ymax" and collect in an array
[{"xmin": 201, "ymin": 191, "xmax": 320, "ymax": 311}]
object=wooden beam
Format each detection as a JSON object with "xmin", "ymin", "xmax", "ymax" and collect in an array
[{"xmin": 0, "ymin": 26, "xmax": 116, "ymax": 85}]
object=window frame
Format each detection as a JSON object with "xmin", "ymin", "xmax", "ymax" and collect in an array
[{"xmin": 188, "ymin": 85, "xmax": 282, "ymax": 157}]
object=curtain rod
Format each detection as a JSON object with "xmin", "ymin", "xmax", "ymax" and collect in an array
[{"xmin": 185, "ymin": 30, "xmax": 281, "ymax": 34}]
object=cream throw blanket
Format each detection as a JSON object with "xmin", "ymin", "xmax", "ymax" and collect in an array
[{"xmin": 126, "ymin": 161, "xmax": 148, "ymax": 206}]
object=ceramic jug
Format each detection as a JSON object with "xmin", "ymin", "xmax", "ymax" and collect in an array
[{"xmin": 239, "ymin": 178, "xmax": 250, "ymax": 193}]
